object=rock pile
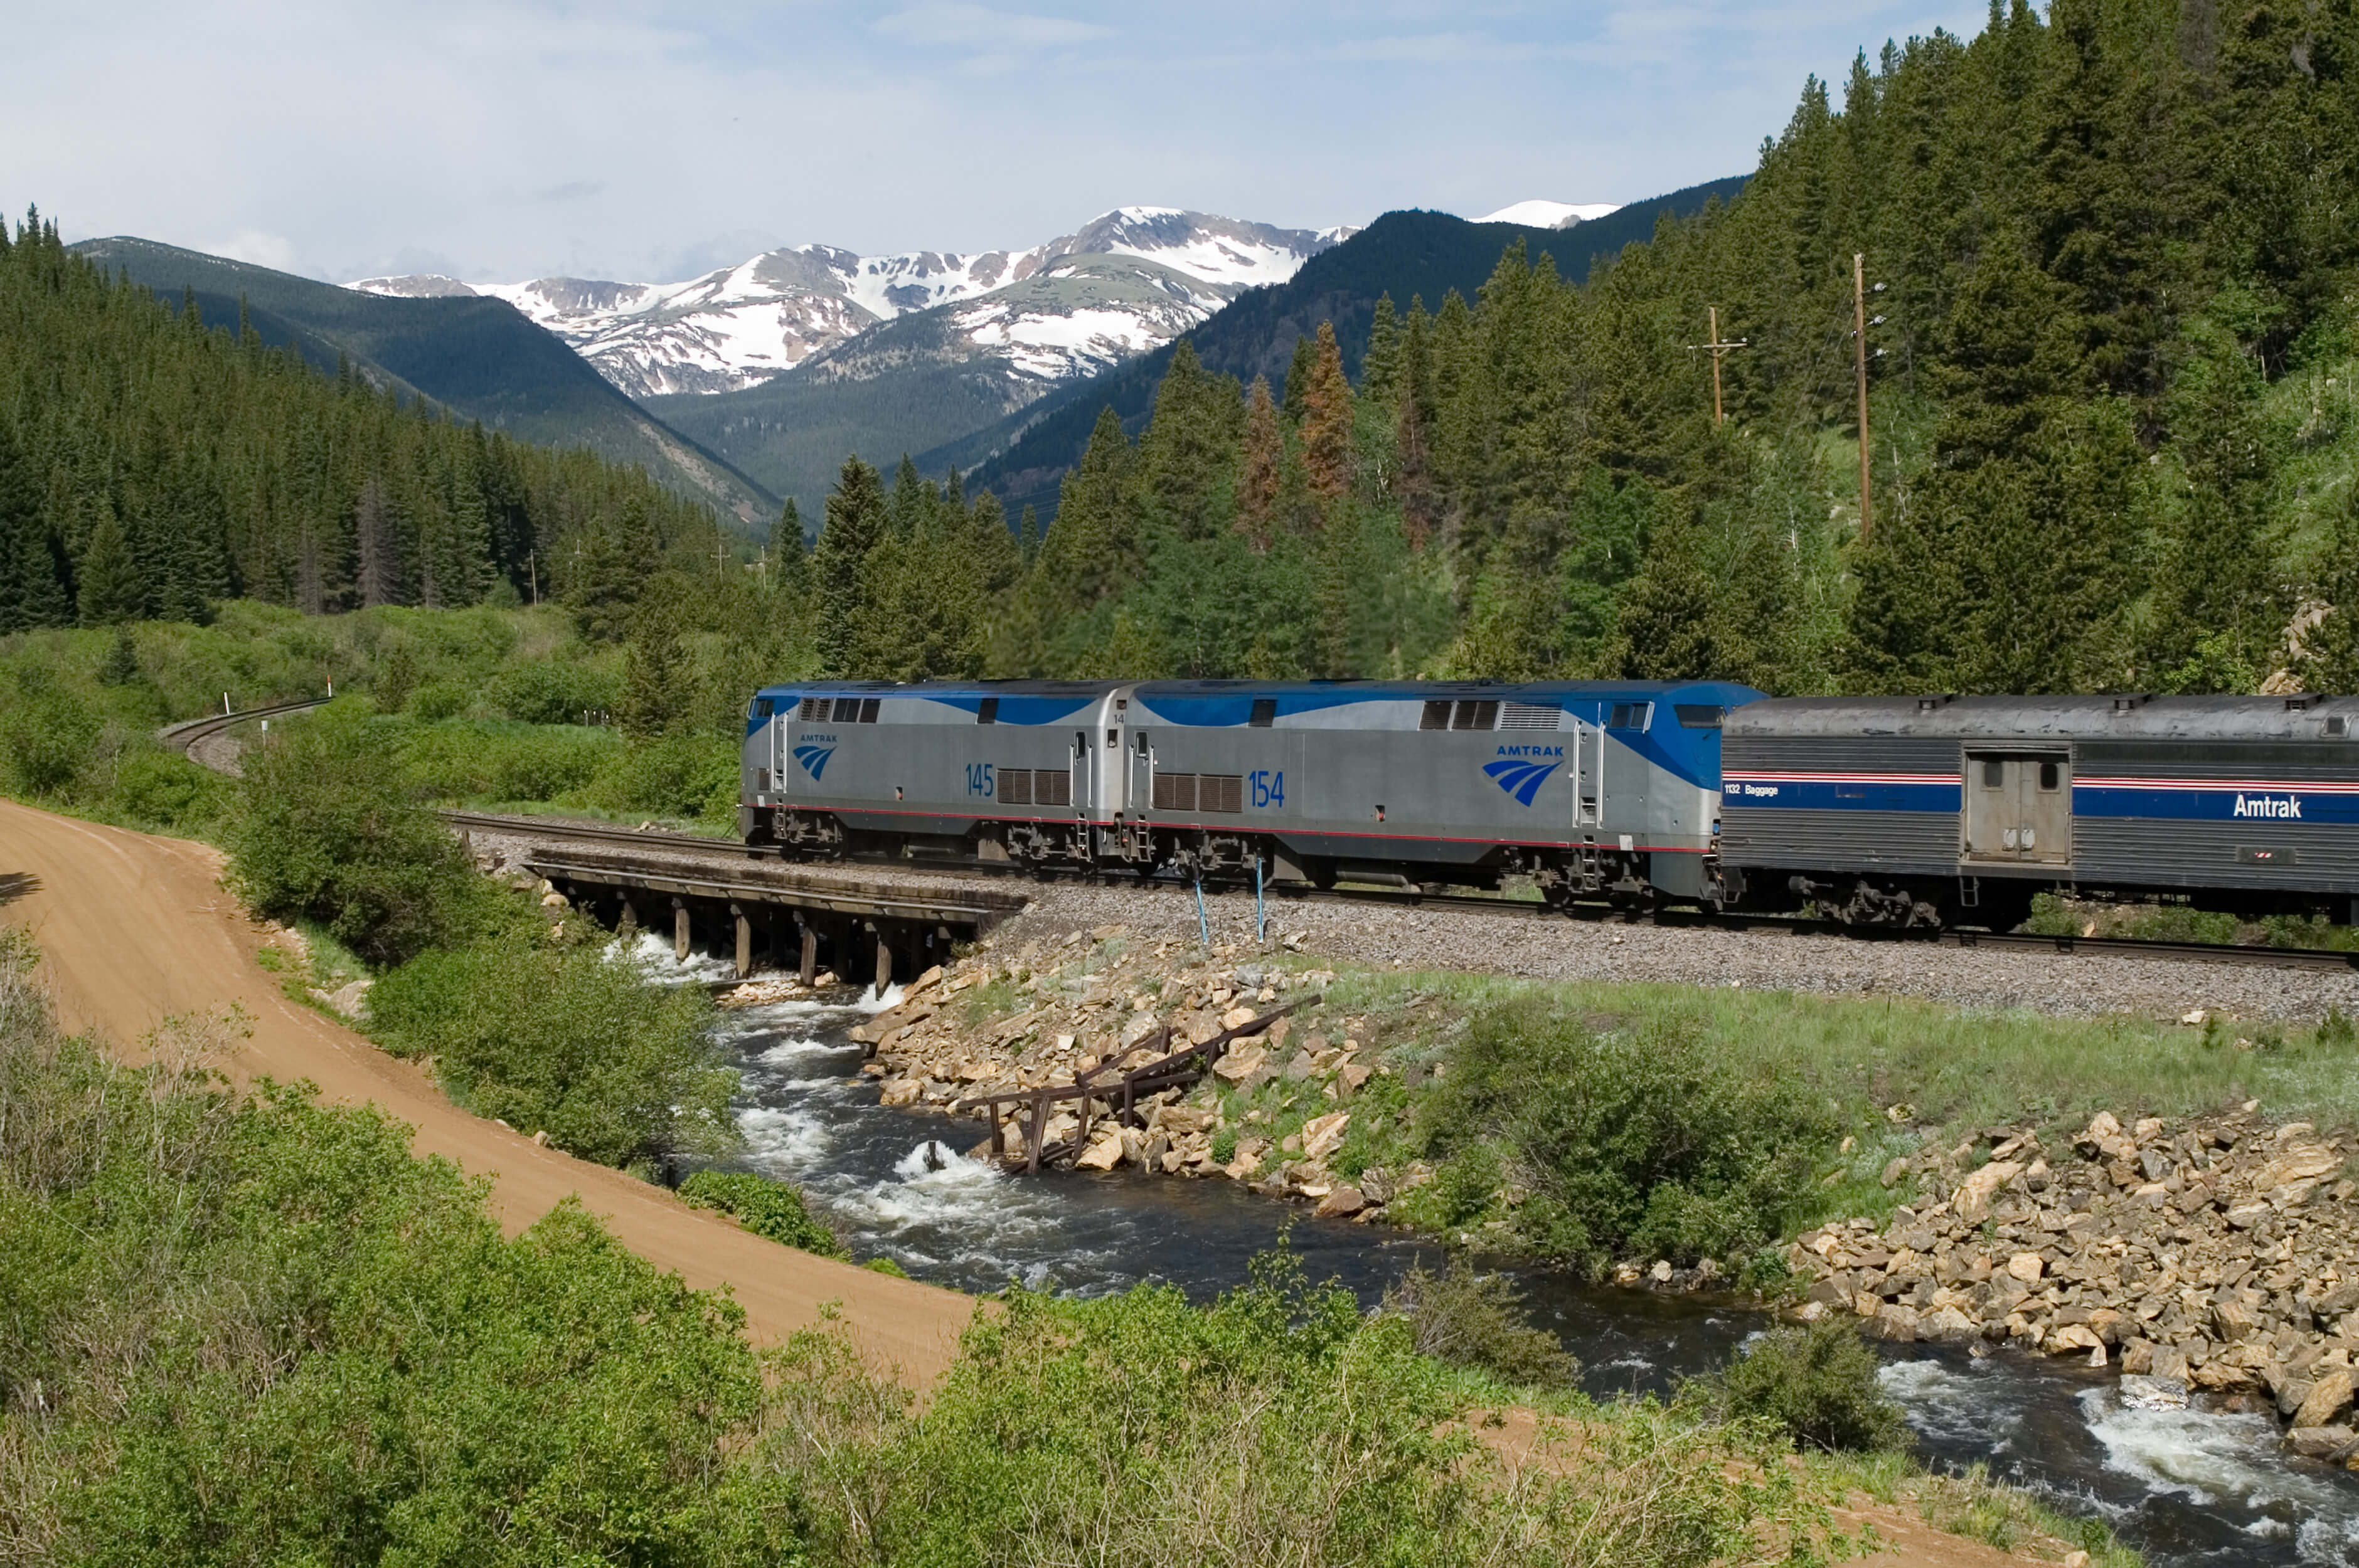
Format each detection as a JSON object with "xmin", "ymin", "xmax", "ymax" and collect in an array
[
  {"xmin": 1787, "ymin": 1106, "xmax": 2359, "ymax": 1463},
  {"xmin": 847, "ymin": 928, "xmax": 1419, "ymax": 1221}
]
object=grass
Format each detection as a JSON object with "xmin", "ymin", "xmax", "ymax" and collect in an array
[
  {"xmin": 1305, "ymin": 962, "xmax": 2359, "ymax": 1143},
  {"xmin": 1819, "ymin": 1450, "xmax": 2142, "ymax": 1567}
]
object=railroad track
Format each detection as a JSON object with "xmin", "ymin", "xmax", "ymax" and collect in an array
[
  {"xmin": 159, "ymin": 696, "xmax": 333, "ymax": 757},
  {"xmin": 439, "ymin": 810, "xmax": 2359, "ymax": 975}
]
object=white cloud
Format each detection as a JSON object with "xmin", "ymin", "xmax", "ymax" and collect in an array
[
  {"xmin": 203, "ymin": 230, "xmax": 299, "ymax": 273},
  {"xmin": 873, "ymin": 3, "xmax": 1113, "ymax": 50}
]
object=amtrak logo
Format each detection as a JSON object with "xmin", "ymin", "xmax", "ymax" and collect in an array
[
  {"xmin": 792, "ymin": 744, "xmax": 835, "ymax": 781},
  {"xmin": 1483, "ymin": 756, "xmax": 1559, "ymax": 806},
  {"xmin": 2235, "ymin": 793, "xmax": 2302, "ymax": 818}
]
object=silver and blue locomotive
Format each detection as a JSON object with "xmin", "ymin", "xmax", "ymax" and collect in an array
[{"xmin": 739, "ymin": 678, "xmax": 1762, "ymax": 908}]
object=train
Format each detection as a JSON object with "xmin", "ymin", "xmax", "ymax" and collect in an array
[{"xmin": 739, "ymin": 680, "xmax": 2359, "ymax": 928}]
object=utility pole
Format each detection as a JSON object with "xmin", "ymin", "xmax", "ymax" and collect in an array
[
  {"xmin": 526, "ymin": 549, "xmax": 536, "ymax": 606},
  {"xmin": 1686, "ymin": 307, "xmax": 1749, "ymax": 425},
  {"xmin": 1854, "ymin": 252, "xmax": 1873, "ymax": 545}
]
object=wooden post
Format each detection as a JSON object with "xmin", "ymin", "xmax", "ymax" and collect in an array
[
  {"xmin": 873, "ymin": 928, "xmax": 892, "ymax": 998},
  {"xmin": 1854, "ymin": 252, "xmax": 1873, "ymax": 544},
  {"xmin": 617, "ymin": 899, "xmax": 637, "ymax": 940},
  {"xmin": 731, "ymin": 903, "xmax": 751, "ymax": 980},
  {"xmin": 799, "ymin": 924, "xmax": 817, "ymax": 986},
  {"xmin": 673, "ymin": 899, "xmax": 690, "ymax": 963}
]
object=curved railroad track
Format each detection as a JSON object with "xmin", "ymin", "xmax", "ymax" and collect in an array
[
  {"xmin": 438, "ymin": 809, "xmax": 2359, "ymax": 975},
  {"xmin": 159, "ymin": 697, "xmax": 334, "ymax": 777}
]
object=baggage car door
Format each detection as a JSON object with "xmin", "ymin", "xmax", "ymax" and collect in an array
[{"xmin": 1962, "ymin": 751, "xmax": 2072, "ymax": 864}]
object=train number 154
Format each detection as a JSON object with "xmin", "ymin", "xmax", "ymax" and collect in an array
[
  {"xmin": 966, "ymin": 762, "xmax": 994, "ymax": 797},
  {"xmin": 1250, "ymin": 770, "xmax": 1285, "ymax": 808}
]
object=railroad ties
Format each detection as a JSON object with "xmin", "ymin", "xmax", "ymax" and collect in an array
[{"xmin": 942, "ymin": 999, "xmax": 1318, "ymax": 1175}]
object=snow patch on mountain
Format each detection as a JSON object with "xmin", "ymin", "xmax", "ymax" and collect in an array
[
  {"xmin": 348, "ymin": 209, "xmax": 1347, "ymax": 400},
  {"xmin": 1476, "ymin": 199, "xmax": 1622, "ymax": 228}
]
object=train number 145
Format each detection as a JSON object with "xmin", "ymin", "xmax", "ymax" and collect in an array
[
  {"xmin": 966, "ymin": 762, "xmax": 994, "ymax": 797},
  {"xmin": 1250, "ymin": 770, "xmax": 1284, "ymax": 808}
]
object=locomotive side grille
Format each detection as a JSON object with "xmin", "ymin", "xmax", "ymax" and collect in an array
[
  {"xmin": 1034, "ymin": 769, "xmax": 1072, "ymax": 807},
  {"xmin": 1450, "ymin": 700, "xmax": 1499, "ymax": 731},
  {"xmin": 798, "ymin": 697, "xmax": 826, "ymax": 722},
  {"xmin": 999, "ymin": 768, "xmax": 1031, "ymax": 806},
  {"xmin": 1419, "ymin": 700, "xmax": 1451, "ymax": 731},
  {"xmin": 1498, "ymin": 701, "xmax": 1560, "ymax": 730},
  {"xmin": 1149, "ymin": 773, "xmax": 1240, "ymax": 812}
]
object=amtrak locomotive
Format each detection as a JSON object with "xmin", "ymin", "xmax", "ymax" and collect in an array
[
  {"xmin": 740, "ymin": 679, "xmax": 1759, "ymax": 910},
  {"xmin": 740, "ymin": 682, "xmax": 2359, "ymax": 928}
]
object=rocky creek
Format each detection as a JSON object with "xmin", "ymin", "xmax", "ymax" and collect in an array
[{"xmin": 634, "ymin": 933, "xmax": 2359, "ymax": 1565}]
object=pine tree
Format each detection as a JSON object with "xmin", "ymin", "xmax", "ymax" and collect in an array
[
  {"xmin": 1360, "ymin": 295, "xmax": 1402, "ymax": 406},
  {"xmin": 1282, "ymin": 334, "xmax": 1316, "ymax": 423},
  {"xmin": 1300, "ymin": 322, "xmax": 1356, "ymax": 506},
  {"xmin": 75, "ymin": 499, "xmax": 145, "ymax": 626},
  {"xmin": 1238, "ymin": 377, "xmax": 1281, "ymax": 550},
  {"xmin": 97, "ymin": 623, "xmax": 141, "ymax": 686},
  {"xmin": 619, "ymin": 597, "xmax": 686, "ymax": 738},
  {"xmin": 812, "ymin": 455, "xmax": 885, "ymax": 676}
]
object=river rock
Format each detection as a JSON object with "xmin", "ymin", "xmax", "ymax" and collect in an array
[
  {"xmin": 2287, "ymin": 1425, "xmax": 2359, "ymax": 1462},
  {"xmin": 2006, "ymin": 1251, "xmax": 2045, "ymax": 1283},
  {"xmin": 1314, "ymin": 1185, "xmax": 1364, "ymax": 1218},
  {"xmin": 1866, "ymin": 1303, "xmax": 1919, "ymax": 1342},
  {"xmin": 1301, "ymin": 1111, "xmax": 1351, "ymax": 1161},
  {"xmin": 1919, "ymin": 1305, "xmax": 1978, "ymax": 1344},
  {"xmin": 1073, "ymin": 1131, "xmax": 1124, "ymax": 1171},
  {"xmin": 2295, "ymin": 1370, "xmax": 2357, "ymax": 1429}
]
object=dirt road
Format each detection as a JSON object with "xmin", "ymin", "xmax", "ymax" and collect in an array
[{"xmin": 0, "ymin": 799, "xmax": 973, "ymax": 1384}]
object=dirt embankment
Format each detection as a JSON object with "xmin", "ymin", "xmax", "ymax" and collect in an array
[{"xmin": 0, "ymin": 798, "xmax": 972, "ymax": 1384}]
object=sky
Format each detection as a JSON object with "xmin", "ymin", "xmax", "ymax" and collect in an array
[{"xmin": 8, "ymin": 1, "xmax": 1991, "ymax": 286}]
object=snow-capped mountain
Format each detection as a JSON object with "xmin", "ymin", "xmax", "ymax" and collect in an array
[
  {"xmin": 349, "ymin": 208, "xmax": 1353, "ymax": 400},
  {"xmin": 1476, "ymin": 199, "xmax": 1622, "ymax": 228}
]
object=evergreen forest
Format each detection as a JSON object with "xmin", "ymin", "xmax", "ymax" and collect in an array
[
  {"xmin": 813, "ymin": 0, "xmax": 2359, "ymax": 697},
  {"xmin": 0, "ymin": 213, "xmax": 733, "ymax": 633}
]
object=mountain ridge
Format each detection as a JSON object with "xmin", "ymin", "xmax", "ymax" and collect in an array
[{"xmin": 72, "ymin": 236, "xmax": 777, "ymax": 524}]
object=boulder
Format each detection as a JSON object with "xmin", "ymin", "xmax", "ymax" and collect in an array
[
  {"xmin": 1865, "ymin": 1303, "xmax": 1919, "ymax": 1342},
  {"xmin": 2286, "ymin": 1426, "xmax": 2358, "ymax": 1463},
  {"xmin": 1953, "ymin": 1160, "xmax": 2023, "ymax": 1222},
  {"xmin": 1212, "ymin": 1046, "xmax": 1267, "ymax": 1083},
  {"xmin": 1073, "ymin": 1131, "xmax": 1125, "ymax": 1172},
  {"xmin": 1220, "ymin": 1005, "xmax": 1257, "ymax": 1030},
  {"xmin": 1919, "ymin": 1305, "xmax": 1978, "ymax": 1344},
  {"xmin": 1314, "ymin": 1185, "xmax": 1365, "ymax": 1219},
  {"xmin": 326, "ymin": 977, "xmax": 374, "ymax": 1020},
  {"xmin": 2047, "ymin": 1323, "xmax": 2104, "ymax": 1355},
  {"xmin": 1301, "ymin": 1111, "xmax": 1351, "ymax": 1161},
  {"xmin": 1338, "ymin": 1062, "xmax": 1371, "ymax": 1094},
  {"xmin": 2254, "ymin": 1145, "xmax": 2341, "ymax": 1191},
  {"xmin": 2006, "ymin": 1251, "xmax": 2045, "ymax": 1283},
  {"xmin": 2294, "ymin": 1369, "xmax": 2357, "ymax": 1429}
]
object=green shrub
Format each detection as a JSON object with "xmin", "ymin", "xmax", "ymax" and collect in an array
[
  {"xmin": 679, "ymin": 1169, "xmax": 847, "ymax": 1258},
  {"xmin": 1695, "ymin": 1317, "xmax": 1912, "ymax": 1454},
  {"xmin": 108, "ymin": 748, "xmax": 229, "ymax": 834},
  {"xmin": 223, "ymin": 708, "xmax": 483, "ymax": 965},
  {"xmin": 1379, "ymin": 1254, "xmax": 1580, "ymax": 1387},
  {"xmin": 0, "ymin": 665, "xmax": 100, "ymax": 797},
  {"xmin": 863, "ymin": 1254, "xmax": 912, "ymax": 1278},
  {"xmin": 405, "ymin": 676, "xmax": 472, "ymax": 721},
  {"xmin": 2322, "ymin": 1006, "xmax": 2356, "ymax": 1048},
  {"xmin": 1415, "ymin": 1003, "xmax": 1841, "ymax": 1273},
  {"xmin": 395, "ymin": 721, "xmax": 614, "ymax": 803},
  {"xmin": 580, "ymin": 733, "xmax": 739, "ymax": 820},
  {"xmin": 0, "ymin": 945, "xmax": 787, "ymax": 1567},
  {"xmin": 368, "ymin": 930, "xmax": 740, "ymax": 1167},
  {"xmin": 753, "ymin": 1248, "xmax": 1806, "ymax": 1567},
  {"xmin": 493, "ymin": 659, "xmax": 622, "ymax": 725}
]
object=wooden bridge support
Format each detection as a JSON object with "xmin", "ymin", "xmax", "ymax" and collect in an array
[
  {"xmin": 673, "ymin": 899, "xmax": 690, "ymax": 962},
  {"xmin": 799, "ymin": 923, "xmax": 818, "ymax": 985},
  {"xmin": 617, "ymin": 898, "xmax": 637, "ymax": 940},
  {"xmin": 732, "ymin": 903, "xmax": 752, "ymax": 980}
]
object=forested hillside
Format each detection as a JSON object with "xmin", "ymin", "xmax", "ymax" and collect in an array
[
  {"xmin": 811, "ymin": 0, "xmax": 2359, "ymax": 695},
  {"xmin": 75, "ymin": 236, "xmax": 779, "ymax": 522},
  {"xmin": 0, "ymin": 213, "xmax": 739, "ymax": 630},
  {"xmin": 941, "ymin": 184, "xmax": 1748, "ymax": 521}
]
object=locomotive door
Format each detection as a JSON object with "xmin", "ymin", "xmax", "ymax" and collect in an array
[{"xmin": 1962, "ymin": 751, "xmax": 2072, "ymax": 864}]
